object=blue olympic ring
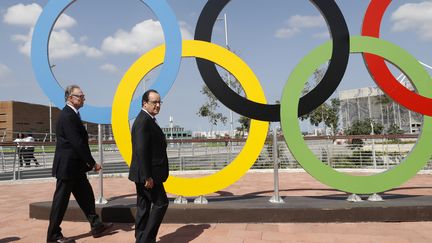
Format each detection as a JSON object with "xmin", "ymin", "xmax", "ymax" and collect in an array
[{"xmin": 31, "ymin": 0, "xmax": 182, "ymax": 124}]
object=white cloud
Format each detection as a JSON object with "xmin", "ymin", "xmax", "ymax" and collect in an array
[
  {"xmin": 99, "ymin": 64, "xmax": 119, "ymax": 73},
  {"xmin": 101, "ymin": 19, "xmax": 193, "ymax": 55},
  {"xmin": 287, "ymin": 15, "xmax": 326, "ymax": 29},
  {"xmin": 4, "ymin": 3, "xmax": 97, "ymax": 60},
  {"xmin": 12, "ymin": 28, "xmax": 103, "ymax": 59},
  {"xmin": 391, "ymin": 1, "xmax": 432, "ymax": 41},
  {"xmin": 3, "ymin": 3, "xmax": 76, "ymax": 29},
  {"xmin": 179, "ymin": 21, "xmax": 194, "ymax": 40},
  {"xmin": 312, "ymin": 31, "xmax": 330, "ymax": 39},
  {"xmin": 0, "ymin": 63, "xmax": 11, "ymax": 77},
  {"xmin": 275, "ymin": 28, "xmax": 300, "ymax": 39},
  {"xmin": 275, "ymin": 15, "xmax": 326, "ymax": 39}
]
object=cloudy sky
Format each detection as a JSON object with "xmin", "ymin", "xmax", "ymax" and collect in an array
[{"xmin": 1, "ymin": 0, "xmax": 432, "ymax": 131}]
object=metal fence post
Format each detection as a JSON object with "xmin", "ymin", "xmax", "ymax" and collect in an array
[
  {"xmin": 1, "ymin": 131, "xmax": 5, "ymax": 172},
  {"xmin": 13, "ymin": 145, "xmax": 18, "ymax": 181},
  {"xmin": 229, "ymin": 140, "xmax": 233, "ymax": 162},
  {"xmin": 42, "ymin": 133, "xmax": 48, "ymax": 167},
  {"xmin": 177, "ymin": 143, "xmax": 181, "ymax": 157},
  {"xmin": 96, "ymin": 124, "xmax": 107, "ymax": 204},
  {"xmin": 269, "ymin": 126, "xmax": 284, "ymax": 204},
  {"xmin": 0, "ymin": 145, "xmax": 4, "ymax": 172},
  {"xmin": 372, "ymin": 137, "xmax": 377, "ymax": 169}
]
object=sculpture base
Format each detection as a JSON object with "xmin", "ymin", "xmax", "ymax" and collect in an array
[{"xmin": 30, "ymin": 194, "xmax": 432, "ymax": 223}]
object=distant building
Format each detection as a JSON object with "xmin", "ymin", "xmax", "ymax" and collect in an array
[
  {"xmin": 192, "ymin": 130, "xmax": 233, "ymax": 138},
  {"xmin": 0, "ymin": 101, "xmax": 99, "ymax": 141},
  {"xmin": 339, "ymin": 87, "xmax": 422, "ymax": 134},
  {"xmin": 161, "ymin": 125, "xmax": 192, "ymax": 139}
]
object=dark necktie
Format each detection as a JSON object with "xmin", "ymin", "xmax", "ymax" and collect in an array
[{"xmin": 77, "ymin": 112, "xmax": 81, "ymax": 120}]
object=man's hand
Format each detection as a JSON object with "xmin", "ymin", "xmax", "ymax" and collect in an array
[
  {"xmin": 94, "ymin": 163, "xmax": 102, "ymax": 172},
  {"xmin": 144, "ymin": 177, "xmax": 154, "ymax": 189}
]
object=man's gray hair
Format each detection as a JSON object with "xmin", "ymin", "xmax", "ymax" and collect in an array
[{"xmin": 64, "ymin": 84, "xmax": 80, "ymax": 101}]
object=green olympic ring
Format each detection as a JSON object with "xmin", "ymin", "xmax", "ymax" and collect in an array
[{"xmin": 281, "ymin": 36, "xmax": 432, "ymax": 194}]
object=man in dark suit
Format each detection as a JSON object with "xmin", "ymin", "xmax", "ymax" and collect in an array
[
  {"xmin": 47, "ymin": 85, "xmax": 112, "ymax": 243},
  {"xmin": 129, "ymin": 89, "xmax": 169, "ymax": 243}
]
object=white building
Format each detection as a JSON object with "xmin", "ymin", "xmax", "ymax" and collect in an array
[{"xmin": 338, "ymin": 86, "xmax": 422, "ymax": 134}]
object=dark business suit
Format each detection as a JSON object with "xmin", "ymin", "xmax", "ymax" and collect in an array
[
  {"xmin": 129, "ymin": 110, "xmax": 169, "ymax": 243},
  {"xmin": 47, "ymin": 105, "xmax": 102, "ymax": 241}
]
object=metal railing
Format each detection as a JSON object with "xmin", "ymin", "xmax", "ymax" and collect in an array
[{"xmin": 1, "ymin": 134, "xmax": 431, "ymax": 181}]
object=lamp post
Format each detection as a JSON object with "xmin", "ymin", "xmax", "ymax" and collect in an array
[
  {"xmin": 49, "ymin": 101, "xmax": 52, "ymax": 142},
  {"xmin": 169, "ymin": 116, "xmax": 173, "ymax": 139},
  {"xmin": 217, "ymin": 14, "xmax": 234, "ymax": 138},
  {"xmin": 49, "ymin": 64, "xmax": 56, "ymax": 142}
]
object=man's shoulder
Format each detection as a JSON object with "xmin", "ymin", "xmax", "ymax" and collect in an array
[
  {"xmin": 62, "ymin": 105, "xmax": 75, "ymax": 113},
  {"xmin": 60, "ymin": 106, "xmax": 76, "ymax": 117},
  {"xmin": 136, "ymin": 110, "xmax": 152, "ymax": 123},
  {"xmin": 132, "ymin": 111, "xmax": 153, "ymax": 133}
]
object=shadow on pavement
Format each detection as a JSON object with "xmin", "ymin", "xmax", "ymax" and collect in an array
[
  {"xmin": 159, "ymin": 224, "xmax": 211, "ymax": 243},
  {"xmin": 0, "ymin": 237, "xmax": 21, "ymax": 243},
  {"xmin": 69, "ymin": 223, "xmax": 132, "ymax": 241}
]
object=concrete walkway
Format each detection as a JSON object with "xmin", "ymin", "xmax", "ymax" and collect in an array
[{"xmin": 1, "ymin": 170, "xmax": 432, "ymax": 242}]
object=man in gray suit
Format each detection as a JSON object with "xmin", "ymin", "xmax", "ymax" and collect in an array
[{"xmin": 129, "ymin": 89, "xmax": 169, "ymax": 243}]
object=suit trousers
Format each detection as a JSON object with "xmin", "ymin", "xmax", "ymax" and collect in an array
[
  {"xmin": 135, "ymin": 182, "xmax": 169, "ymax": 243},
  {"xmin": 47, "ymin": 177, "xmax": 102, "ymax": 241}
]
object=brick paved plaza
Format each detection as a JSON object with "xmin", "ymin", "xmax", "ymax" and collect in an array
[{"xmin": 1, "ymin": 171, "xmax": 432, "ymax": 243}]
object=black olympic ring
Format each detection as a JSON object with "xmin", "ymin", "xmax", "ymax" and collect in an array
[{"xmin": 194, "ymin": 0, "xmax": 350, "ymax": 121}]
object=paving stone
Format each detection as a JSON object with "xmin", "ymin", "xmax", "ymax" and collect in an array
[{"xmin": 0, "ymin": 171, "xmax": 432, "ymax": 242}]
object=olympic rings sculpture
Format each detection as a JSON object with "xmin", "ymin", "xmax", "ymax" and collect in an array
[
  {"xmin": 31, "ymin": 0, "xmax": 182, "ymax": 124},
  {"xmin": 194, "ymin": 0, "xmax": 350, "ymax": 121},
  {"xmin": 32, "ymin": 0, "xmax": 432, "ymax": 196}
]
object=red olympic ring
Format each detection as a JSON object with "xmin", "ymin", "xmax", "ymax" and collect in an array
[{"xmin": 362, "ymin": 0, "xmax": 432, "ymax": 115}]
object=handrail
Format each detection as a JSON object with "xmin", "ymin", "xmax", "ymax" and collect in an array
[{"xmin": 0, "ymin": 133, "xmax": 421, "ymax": 146}]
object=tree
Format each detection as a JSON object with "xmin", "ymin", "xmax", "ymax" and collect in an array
[
  {"xmin": 386, "ymin": 123, "xmax": 404, "ymax": 142},
  {"xmin": 387, "ymin": 123, "xmax": 403, "ymax": 134},
  {"xmin": 197, "ymin": 85, "xmax": 227, "ymax": 128},
  {"xmin": 326, "ymin": 98, "xmax": 341, "ymax": 133},
  {"xmin": 236, "ymin": 116, "xmax": 250, "ymax": 137},
  {"xmin": 345, "ymin": 118, "xmax": 384, "ymax": 146},
  {"xmin": 299, "ymin": 65, "xmax": 340, "ymax": 134},
  {"xmin": 375, "ymin": 92, "xmax": 392, "ymax": 129},
  {"xmin": 198, "ymin": 71, "xmax": 247, "ymax": 135}
]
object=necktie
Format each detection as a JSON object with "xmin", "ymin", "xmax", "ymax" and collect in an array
[{"xmin": 77, "ymin": 112, "xmax": 81, "ymax": 120}]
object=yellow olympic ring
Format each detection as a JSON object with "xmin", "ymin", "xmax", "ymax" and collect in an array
[{"xmin": 112, "ymin": 40, "xmax": 269, "ymax": 196}]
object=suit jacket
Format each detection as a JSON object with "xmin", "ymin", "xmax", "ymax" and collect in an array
[
  {"xmin": 129, "ymin": 110, "xmax": 169, "ymax": 184},
  {"xmin": 52, "ymin": 105, "xmax": 95, "ymax": 179}
]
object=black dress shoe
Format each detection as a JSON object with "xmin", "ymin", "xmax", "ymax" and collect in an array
[
  {"xmin": 91, "ymin": 222, "xmax": 113, "ymax": 238},
  {"xmin": 46, "ymin": 236, "xmax": 76, "ymax": 243}
]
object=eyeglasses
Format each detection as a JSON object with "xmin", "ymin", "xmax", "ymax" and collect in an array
[
  {"xmin": 147, "ymin": 100, "xmax": 162, "ymax": 105},
  {"xmin": 71, "ymin": 94, "xmax": 85, "ymax": 99}
]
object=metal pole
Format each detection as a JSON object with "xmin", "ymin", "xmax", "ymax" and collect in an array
[
  {"xmin": 96, "ymin": 124, "xmax": 107, "ymax": 204},
  {"xmin": 367, "ymin": 89, "xmax": 377, "ymax": 168},
  {"xmin": 0, "ymin": 131, "xmax": 5, "ymax": 171},
  {"xmin": 223, "ymin": 14, "xmax": 229, "ymax": 48},
  {"xmin": 169, "ymin": 116, "xmax": 173, "ymax": 139},
  {"xmin": 371, "ymin": 122, "xmax": 376, "ymax": 169},
  {"xmin": 13, "ymin": 145, "xmax": 17, "ymax": 181},
  {"xmin": 408, "ymin": 110, "xmax": 413, "ymax": 134},
  {"xmin": 224, "ymin": 14, "xmax": 234, "ymax": 138},
  {"xmin": 269, "ymin": 125, "xmax": 284, "ymax": 203},
  {"xmin": 0, "ymin": 145, "xmax": 4, "ymax": 172},
  {"xmin": 218, "ymin": 14, "xmax": 234, "ymax": 137},
  {"xmin": 49, "ymin": 101, "xmax": 52, "ymax": 142},
  {"xmin": 48, "ymin": 64, "xmax": 55, "ymax": 142},
  {"xmin": 42, "ymin": 134, "xmax": 47, "ymax": 166}
]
